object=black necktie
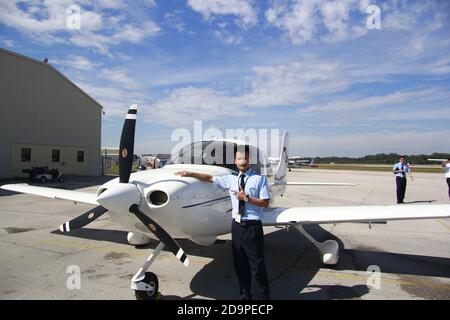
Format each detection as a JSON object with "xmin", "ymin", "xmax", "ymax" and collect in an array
[{"xmin": 239, "ymin": 174, "xmax": 246, "ymax": 215}]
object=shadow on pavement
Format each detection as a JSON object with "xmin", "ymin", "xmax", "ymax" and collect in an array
[{"xmin": 50, "ymin": 223, "xmax": 450, "ymax": 300}]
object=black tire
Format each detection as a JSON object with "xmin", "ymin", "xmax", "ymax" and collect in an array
[
  {"xmin": 134, "ymin": 272, "xmax": 159, "ymax": 300},
  {"xmin": 39, "ymin": 176, "xmax": 47, "ymax": 184}
]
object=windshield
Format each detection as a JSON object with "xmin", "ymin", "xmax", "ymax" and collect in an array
[{"xmin": 171, "ymin": 141, "xmax": 270, "ymax": 175}]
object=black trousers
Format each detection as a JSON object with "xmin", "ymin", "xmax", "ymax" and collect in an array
[
  {"xmin": 396, "ymin": 176, "xmax": 407, "ymax": 203},
  {"xmin": 231, "ymin": 220, "xmax": 271, "ymax": 300},
  {"xmin": 447, "ymin": 178, "xmax": 450, "ymax": 198}
]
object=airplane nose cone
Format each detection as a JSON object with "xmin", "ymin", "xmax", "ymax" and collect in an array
[{"xmin": 97, "ymin": 183, "xmax": 141, "ymax": 213}]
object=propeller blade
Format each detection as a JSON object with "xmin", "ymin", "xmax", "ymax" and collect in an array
[
  {"xmin": 129, "ymin": 205, "xmax": 189, "ymax": 267},
  {"xmin": 59, "ymin": 205, "xmax": 108, "ymax": 232},
  {"xmin": 119, "ymin": 104, "xmax": 137, "ymax": 183}
]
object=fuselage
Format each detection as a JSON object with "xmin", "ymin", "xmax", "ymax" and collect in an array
[{"xmin": 97, "ymin": 161, "xmax": 285, "ymax": 246}]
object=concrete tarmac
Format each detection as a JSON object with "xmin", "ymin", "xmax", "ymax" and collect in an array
[{"xmin": 1, "ymin": 169, "xmax": 449, "ymax": 300}]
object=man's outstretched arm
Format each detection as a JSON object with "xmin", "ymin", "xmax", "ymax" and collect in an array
[{"xmin": 176, "ymin": 171, "xmax": 213, "ymax": 183}]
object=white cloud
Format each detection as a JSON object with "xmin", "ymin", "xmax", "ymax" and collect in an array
[
  {"xmin": 145, "ymin": 87, "xmax": 249, "ymax": 126},
  {"xmin": 265, "ymin": 0, "xmax": 319, "ymax": 45},
  {"xmin": 213, "ymin": 29, "xmax": 242, "ymax": 45},
  {"xmin": 187, "ymin": 0, "xmax": 257, "ymax": 26},
  {"xmin": 320, "ymin": 0, "xmax": 357, "ymax": 42},
  {"xmin": 164, "ymin": 11, "xmax": 187, "ymax": 33},
  {"xmin": 100, "ymin": 67, "xmax": 141, "ymax": 89},
  {"xmin": 426, "ymin": 57, "xmax": 450, "ymax": 75},
  {"xmin": 145, "ymin": 58, "xmax": 350, "ymax": 126},
  {"xmin": 74, "ymin": 80, "xmax": 147, "ymax": 117},
  {"xmin": 0, "ymin": 0, "xmax": 103, "ymax": 33},
  {"xmin": 0, "ymin": 0, "xmax": 160, "ymax": 54},
  {"xmin": 265, "ymin": 0, "xmax": 363, "ymax": 45},
  {"xmin": 264, "ymin": 0, "xmax": 447, "ymax": 46},
  {"xmin": 0, "ymin": 37, "xmax": 16, "ymax": 47},
  {"xmin": 113, "ymin": 21, "xmax": 160, "ymax": 43},
  {"xmin": 54, "ymin": 55, "xmax": 100, "ymax": 71},
  {"xmin": 297, "ymin": 88, "xmax": 445, "ymax": 114}
]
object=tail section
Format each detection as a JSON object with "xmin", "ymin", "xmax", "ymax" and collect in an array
[{"xmin": 275, "ymin": 131, "xmax": 288, "ymax": 180}]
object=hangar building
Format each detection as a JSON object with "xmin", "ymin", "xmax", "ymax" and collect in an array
[{"xmin": 0, "ymin": 48, "xmax": 102, "ymax": 179}]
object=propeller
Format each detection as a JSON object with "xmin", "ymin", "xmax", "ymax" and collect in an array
[
  {"xmin": 59, "ymin": 205, "xmax": 107, "ymax": 232},
  {"xmin": 58, "ymin": 105, "xmax": 138, "ymax": 233},
  {"xmin": 57, "ymin": 104, "xmax": 138, "ymax": 233},
  {"xmin": 129, "ymin": 205, "xmax": 189, "ymax": 266},
  {"xmin": 119, "ymin": 104, "xmax": 137, "ymax": 183},
  {"xmin": 97, "ymin": 104, "xmax": 189, "ymax": 267}
]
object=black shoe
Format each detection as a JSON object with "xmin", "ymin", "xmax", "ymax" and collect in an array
[{"xmin": 397, "ymin": 201, "xmax": 404, "ymax": 204}]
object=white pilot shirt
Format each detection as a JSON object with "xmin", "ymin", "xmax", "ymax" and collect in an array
[
  {"xmin": 212, "ymin": 167, "xmax": 270, "ymax": 221},
  {"xmin": 393, "ymin": 162, "xmax": 410, "ymax": 178}
]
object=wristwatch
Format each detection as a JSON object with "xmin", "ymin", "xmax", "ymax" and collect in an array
[{"xmin": 244, "ymin": 194, "xmax": 249, "ymax": 202}]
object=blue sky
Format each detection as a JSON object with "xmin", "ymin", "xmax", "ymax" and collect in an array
[{"xmin": 1, "ymin": 0, "xmax": 449, "ymax": 157}]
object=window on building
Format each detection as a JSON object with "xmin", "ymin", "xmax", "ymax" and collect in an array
[
  {"xmin": 52, "ymin": 150, "xmax": 60, "ymax": 162},
  {"xmin": 21, "ymin": 148, "xmax": 31, "ymax": 162},
  {"xmin": 77, "ymin": 151, "xmax": 84, "ymax": 162}
]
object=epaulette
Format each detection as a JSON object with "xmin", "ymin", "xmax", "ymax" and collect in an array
[{"xmin": 231, "ymin": 172, "xmax": 238, "ymax": 176}]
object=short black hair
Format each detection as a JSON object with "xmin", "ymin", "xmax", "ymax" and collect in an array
[
  {"xmin": 399, "ymin": 156, "xmax": 405, "ymax": 159},
  {"xmin": 234, "ymin": 145, "xmax": 250, "ymax": 158}
]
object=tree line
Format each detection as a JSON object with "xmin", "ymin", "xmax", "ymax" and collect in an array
[{"xmin": 312, "ymin": 152, "xmax": 450, "ymax": 165}]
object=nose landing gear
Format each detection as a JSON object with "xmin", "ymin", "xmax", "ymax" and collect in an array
[{"xmin": 131, "ymin": 242, "xmax": 165, "ymax": 300}]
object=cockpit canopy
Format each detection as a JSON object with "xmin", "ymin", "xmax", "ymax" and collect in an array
[{"xmin": 172, "ymin": 140, "xmax": 271, "ymax": 175}]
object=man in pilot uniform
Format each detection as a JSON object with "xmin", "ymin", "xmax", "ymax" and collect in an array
[
  {"xmin": 176, "ymin": 145, "xmax": 271, "ymax": 300},
  {"xmin": 393, "ymin": 156, "xmax": 411, "ymax": 204}
]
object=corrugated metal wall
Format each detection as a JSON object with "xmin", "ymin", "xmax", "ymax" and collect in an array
[{"xmin": 0, "ymin": 48, "xmax": 102, "ymax": 178}]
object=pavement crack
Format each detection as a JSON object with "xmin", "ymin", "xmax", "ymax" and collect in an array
[{"xmin": 0, "ymin": 239, "xmax": 65, "ymax": 255}]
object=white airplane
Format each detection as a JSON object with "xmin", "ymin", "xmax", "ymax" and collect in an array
[
  {"xmin": 270, "ymin": 156, "xmax": 316, "ymax": 169},
  {"xmin": 296, "ymin": 159, "xmax": 317, "ymax": 167},
  {"xmin": 2, "ymin": 105, "xmax": 450, "ymax": 300}
]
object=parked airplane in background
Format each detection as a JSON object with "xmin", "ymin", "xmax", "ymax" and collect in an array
[
  {"xmin": 2, "ymin": 105, "xmax": 450, "ymax": 300},
  {"xmin": 270, "ymin": 156, "xmax": 317, "ymax": 170},
  {"xmin": 296, "ymin": 158, "xmax": 318, "ymax": 168},
  {"xmin": 428, "ymin": 158, "xmax": 448, "ymax": 163}
]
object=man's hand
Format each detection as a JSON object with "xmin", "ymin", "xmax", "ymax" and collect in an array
[
  {"xmin": 235, "ymin": 188, "xmax": 247, "ymax": 201},
  {"xmin": 232, "ymin": 188, "xmax": 270, "ymax": 208},
  {"xmin": 175, "ymin": 171, "xmax": 213, "ymax": 182},
  {"xmin": 175, "ymin": 171, "xmax": 190, "ymax": 177}
]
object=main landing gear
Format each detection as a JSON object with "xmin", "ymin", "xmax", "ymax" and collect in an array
[{"xmin": 291, "ymin": 224, "xmax": 340, "ymax": 265}]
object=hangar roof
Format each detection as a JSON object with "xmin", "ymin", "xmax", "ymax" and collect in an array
[{"xmin": 0, "ymin": 47, "xmax": 103, "ymax": 110}]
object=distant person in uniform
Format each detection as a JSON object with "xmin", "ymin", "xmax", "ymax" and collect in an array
[
  {"xmin": 443, "ymin": 159, "xmax": 450, "ymax": 199},
  {"xmin": 406, "ymin": 162, "xmax": 414, "ymax": 181},
  {"xmin": 176, "ymin": 145, "xmax": 271, "ymax": 300},
  {"xmin": 393, "ymin": 156, "xmax": 411, "ymax": 204}
]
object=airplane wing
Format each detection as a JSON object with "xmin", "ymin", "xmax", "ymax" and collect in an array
[
  {"xmin": 261, "ymin": 204, "xmax": 450, "ymax": 226},
  {"xmin": 1, "ymin": 184, "xmax": 98, "ymax": 205},
  {"xmin": 273, "ymin": 181, "xmax": 355, "ymax": 187}
]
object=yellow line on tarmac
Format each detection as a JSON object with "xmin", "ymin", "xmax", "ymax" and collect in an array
[
  {"xmin": 318, "ymin": 269, "xmax": 450, "ymax": 291},
  {"xmin": 37, "ymin": 239, "xmax": 212, "ymax": 265},
  {"xmin": 437, "ymin": 219, "xmax": 450, "ymax": 231}
]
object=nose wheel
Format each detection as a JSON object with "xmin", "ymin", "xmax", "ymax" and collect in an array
[
  {"xmin": 134, "ymin": 272, "xmax": 159, "ymax": 300},
  {"xmin": 131, "ymin": 242, "xmax": 165, "ymax": 300}
]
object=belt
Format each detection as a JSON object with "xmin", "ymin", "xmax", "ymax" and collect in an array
[{"xmin": 234, "ymin": 219, "xmax": 262, "ymax": 226}]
